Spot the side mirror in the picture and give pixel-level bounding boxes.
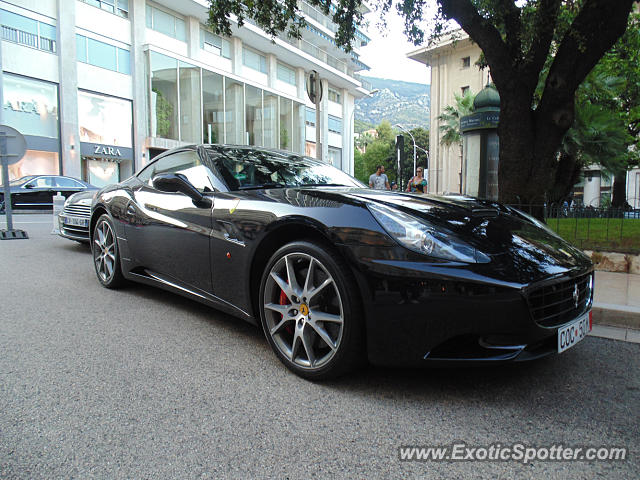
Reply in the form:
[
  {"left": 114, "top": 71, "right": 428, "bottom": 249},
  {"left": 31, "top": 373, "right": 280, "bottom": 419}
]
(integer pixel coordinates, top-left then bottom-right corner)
[
  {"left": 24, "top": 183, "right": 35, "bottom": 189},
  {"left": 152, "top": 173, "right": 212, "bottom": 208}
]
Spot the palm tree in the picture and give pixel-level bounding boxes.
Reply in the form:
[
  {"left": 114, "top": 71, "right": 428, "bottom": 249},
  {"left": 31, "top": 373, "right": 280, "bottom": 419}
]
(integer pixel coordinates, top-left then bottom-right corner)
[{"left": 437, "top": 90, "right": 475, "bottom": 147}]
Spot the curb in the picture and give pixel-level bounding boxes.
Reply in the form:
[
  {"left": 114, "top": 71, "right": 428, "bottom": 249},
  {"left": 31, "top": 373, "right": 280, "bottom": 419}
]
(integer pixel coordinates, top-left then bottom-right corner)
[{"left": 592, "top": 303, "right": 640, "bottom": 330}]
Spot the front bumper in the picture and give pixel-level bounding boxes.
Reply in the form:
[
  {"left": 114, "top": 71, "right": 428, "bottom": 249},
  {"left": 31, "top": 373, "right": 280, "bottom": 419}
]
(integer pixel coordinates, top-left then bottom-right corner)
[
  {"left": 58, "top": 214, "right": 90, "bottom": 243},
  {"left": 348, "top": 255, "right": 593, "bottom": 367}
]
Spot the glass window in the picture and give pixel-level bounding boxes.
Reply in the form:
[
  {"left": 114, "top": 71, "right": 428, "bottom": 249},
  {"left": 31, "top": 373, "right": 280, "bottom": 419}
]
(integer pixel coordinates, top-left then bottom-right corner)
[
  {"left": 305, "top": 107, "right": 315, "bottom": 127},
  {"left": 149, "top": 51, "right": 178, "bottom": 140},
  {"left": 277, "top": 63, "right": 296, "bottom": 85},
  {"left": 145, "top": 4, "right": 152, "bottom": 28},
  {"left": 221, "top": 39, "right": 231, "bottom": 59},
  {"left": 2, "top": 73, "right": 59, "bottom": 139},
  {"left": 245, "top": 85, "right": 262, "bottom": 146},
  {"left": 55, "top": 177, "right": 84, "bottom": 188},
  {"left": 6, "top": 151, "right": 59, "bottom": 182},
  {"left": 117, "top": 48, "right": 130, "bottom": 74},
  {"left": 0, "top": 9, "right": 37, "bottom": 35},
  {"left": 203, "top": 147, "right": 363, "bottom": 191},
  {"left": 117, "top": 0, "right": 129, "bottom": 17},
  {"left": 202, "top": 69, "right": 224, "bottom": 144},
  {"left": 84, "top": 159, "right": 119, "bottom": 187},
  {"left": 76, "top": 35, "right": 87, "bottom": 62},
  {"left": 29, "top": 176, "right": 56, "bottom": 188},
  {"left": 225, "top": 78, "right": 244, "bottom": 144},
  {"left": 87, "top": 37, "right": 117, "bottom": 71},
  {"left": 78, "top": 90, "right": 133, "bottom": 147},
  {"left": 100, "top": 0, "right": 115, "bottom": 13},
  {"left": 243, "top": 47, "right": 267, "bottom": 73},
  {"left": 153, "top": 8, "right": 175, "bottom": 38},
  {"left": 179, "top": 61, "right": 202, "bottom": 143},
  {"left": 328, "top": 147, "right": 342, "bottom": 170},
  {"left": 201, "top": 28, "right": 222, "bottom": 54},
  {"left": 328, "top": 88, "right": 341, "bottom": 104},
  {"left": 175, "top": 17, "right": 186, "bottom": 41},
  {"left": 293, "top": 103, "right": 304, "bottom": 154},
  {"left": 263, "top": 92, "right": 278, "bottom": 149},
  {"left": 279, "top": 97, "right": 293, "bottom": 151},
  {"left": 328, "top": 115, "right": 342, "bottom": 134},
  {"left": 38, "top": 22, "right": 56, "bottom": 41},
  {"left": 147, "top": 150, "right": 216, "bottom": 192}
]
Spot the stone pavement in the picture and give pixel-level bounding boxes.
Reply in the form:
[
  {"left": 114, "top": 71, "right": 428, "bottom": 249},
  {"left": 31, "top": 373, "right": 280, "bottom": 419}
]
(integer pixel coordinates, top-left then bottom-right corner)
[{"left": 592, "top": 271, "right": 640, "bottom": 344}]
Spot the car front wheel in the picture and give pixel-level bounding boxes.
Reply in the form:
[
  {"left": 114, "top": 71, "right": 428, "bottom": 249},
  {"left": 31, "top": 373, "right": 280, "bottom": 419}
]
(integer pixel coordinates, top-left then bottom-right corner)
[
  {"left": 259, "top": 241, "right": 364, "bottom": 380},
  {"left": 92, "top": 214, "right": 124, "bottom": 289}
]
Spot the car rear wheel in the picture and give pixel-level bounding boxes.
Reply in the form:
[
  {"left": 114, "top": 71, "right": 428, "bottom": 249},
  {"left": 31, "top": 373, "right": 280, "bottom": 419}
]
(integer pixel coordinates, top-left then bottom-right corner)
[
  {"left": 259, "top": 241, "right": 364, "bottom": 380},
  {"left": 92, "top": 214, "right": 124, "bottom": 289}
]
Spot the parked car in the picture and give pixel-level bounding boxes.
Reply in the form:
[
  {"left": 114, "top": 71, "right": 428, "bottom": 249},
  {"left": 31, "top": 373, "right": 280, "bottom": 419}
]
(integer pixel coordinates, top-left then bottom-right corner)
[
  {"left": 0, "top": 175, "right": 98, "bottom": 212},
  {"left": 58, "top": 190, "right": 96, "bottom": 243},
  {"left": 89, "top": 145, "right": 594, "bottom": 379}
]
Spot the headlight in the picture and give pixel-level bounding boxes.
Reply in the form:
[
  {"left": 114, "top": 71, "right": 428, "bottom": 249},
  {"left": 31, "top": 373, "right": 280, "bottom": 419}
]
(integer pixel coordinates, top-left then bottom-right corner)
[{"left": 368, "top": 203, "right": 490, "bottom": 263}]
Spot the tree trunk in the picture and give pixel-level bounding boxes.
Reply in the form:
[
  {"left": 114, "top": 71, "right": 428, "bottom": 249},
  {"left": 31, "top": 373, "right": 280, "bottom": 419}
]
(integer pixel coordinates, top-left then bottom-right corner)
[{"left": 611, "top": 170, "right": 628, "bottom": 208}]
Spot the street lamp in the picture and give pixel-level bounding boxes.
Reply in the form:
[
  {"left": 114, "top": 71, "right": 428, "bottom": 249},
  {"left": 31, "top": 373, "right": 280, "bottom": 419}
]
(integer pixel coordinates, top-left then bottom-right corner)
[{"left": 393, "top": 123, "right": 416, "bottom": 177}]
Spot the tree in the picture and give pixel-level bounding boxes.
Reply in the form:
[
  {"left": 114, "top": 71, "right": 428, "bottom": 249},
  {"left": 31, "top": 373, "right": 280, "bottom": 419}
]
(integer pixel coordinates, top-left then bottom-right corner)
[
  {"left": 437, "top": 90, "right": 475, "bottom": 148},
  {"left": 207, "top": 0, "right": 637, "bottom": 218}
]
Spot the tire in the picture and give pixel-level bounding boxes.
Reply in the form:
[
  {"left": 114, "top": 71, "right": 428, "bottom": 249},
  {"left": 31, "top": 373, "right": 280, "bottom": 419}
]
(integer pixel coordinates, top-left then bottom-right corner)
[
  {"left": 259, "top": 241, "right": 364, "bottom": 380},
  {"left": 92, "top": 214, "right": 125, "bottom": 289}
]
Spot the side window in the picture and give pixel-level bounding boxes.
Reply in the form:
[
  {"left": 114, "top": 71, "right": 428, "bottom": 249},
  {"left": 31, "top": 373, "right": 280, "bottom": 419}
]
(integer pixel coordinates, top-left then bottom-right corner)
[
  {"left": 148, "top": 150, "right": 217, "bottom": 192},
  {"left": 55, "top": 177, "right": 84, "bottom": 188},
  {"left": 28, "top": 177, "right": 55, "bottom": 188}
]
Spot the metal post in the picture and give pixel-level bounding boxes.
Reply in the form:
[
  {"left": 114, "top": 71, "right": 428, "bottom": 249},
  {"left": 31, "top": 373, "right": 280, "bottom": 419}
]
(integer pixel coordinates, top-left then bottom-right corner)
[{"left": 1, "top": 134, "right": 13, "bottom": 231}]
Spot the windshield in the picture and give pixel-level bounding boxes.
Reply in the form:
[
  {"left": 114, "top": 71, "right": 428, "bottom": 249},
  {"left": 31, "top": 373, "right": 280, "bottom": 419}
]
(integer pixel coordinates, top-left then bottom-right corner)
[{"left": 204, "top": 147, "right": 365, "bottom": 191}]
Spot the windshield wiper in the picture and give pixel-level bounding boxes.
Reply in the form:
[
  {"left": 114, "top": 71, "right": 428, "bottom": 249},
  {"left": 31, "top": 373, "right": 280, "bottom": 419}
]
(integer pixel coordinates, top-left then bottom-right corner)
[
  {"left": 300, "top": 183, "right": 349, "bottom": 187},
  {"left": 238, "top": 182, "right": 287, "bottom": 190}
]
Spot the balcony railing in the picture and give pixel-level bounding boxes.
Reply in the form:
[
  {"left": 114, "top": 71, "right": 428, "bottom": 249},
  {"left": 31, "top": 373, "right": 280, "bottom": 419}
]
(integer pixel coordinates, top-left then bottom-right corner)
[
  {"left": 298, "top": 1, "right": 338, "bottom": 33},
  {"left": 2, "top": 25, "right": 56, "bottom": 53}
]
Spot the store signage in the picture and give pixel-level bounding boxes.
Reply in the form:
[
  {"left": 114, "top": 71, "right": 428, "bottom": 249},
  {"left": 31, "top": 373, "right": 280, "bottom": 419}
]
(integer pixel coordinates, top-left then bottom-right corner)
[
  {"left": 94, "top": 144, "right": 122, "bottom": 156},
  {"left": 460, "top": 111, "right": 500, "bottom": 133},
  {"left": 80, "top": 142, "right": 133, "bottom": 161}
]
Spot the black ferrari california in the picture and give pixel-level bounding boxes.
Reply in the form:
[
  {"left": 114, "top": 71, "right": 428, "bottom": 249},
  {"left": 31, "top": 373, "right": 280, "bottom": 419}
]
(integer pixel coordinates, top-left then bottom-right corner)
[{"left": 90, "top": 145, "right": 593, "bottom": 379}]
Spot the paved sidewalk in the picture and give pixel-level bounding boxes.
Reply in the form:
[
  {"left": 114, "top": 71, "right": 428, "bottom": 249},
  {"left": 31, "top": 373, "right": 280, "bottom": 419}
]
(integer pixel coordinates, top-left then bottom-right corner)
[{"left": 592, "top": 271, "right": 640, "bottom": 343}]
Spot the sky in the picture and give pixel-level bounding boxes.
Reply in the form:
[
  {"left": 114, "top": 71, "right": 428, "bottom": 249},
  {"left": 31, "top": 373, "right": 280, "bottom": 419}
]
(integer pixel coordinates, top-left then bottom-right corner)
[{"left": 359, "top": 7, "right": 433, "bottom": 85}]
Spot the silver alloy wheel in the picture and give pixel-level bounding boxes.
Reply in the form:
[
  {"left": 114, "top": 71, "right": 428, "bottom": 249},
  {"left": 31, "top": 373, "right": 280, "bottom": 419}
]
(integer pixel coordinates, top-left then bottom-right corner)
[
  {"left": 263, "top": 253, "right": 344, "bottom": 369},
  {"left": 93, "top": 219, "right": 116, "bottom": 283}
]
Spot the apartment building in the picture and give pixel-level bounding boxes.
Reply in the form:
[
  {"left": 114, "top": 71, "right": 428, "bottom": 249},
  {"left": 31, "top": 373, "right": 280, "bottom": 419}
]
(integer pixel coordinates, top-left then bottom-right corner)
[{"left": 0, "top": 0, "right": 371, "bottom": 187}]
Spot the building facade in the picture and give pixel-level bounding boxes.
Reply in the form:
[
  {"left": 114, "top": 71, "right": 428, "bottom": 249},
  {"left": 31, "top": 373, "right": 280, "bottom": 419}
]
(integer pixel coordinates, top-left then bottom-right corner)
[
  {"left": 407, "top": 30, "right": 489, "bottom": 195},
  {"left": 0, "top": 0, "right": 371, "bottom": 187}
]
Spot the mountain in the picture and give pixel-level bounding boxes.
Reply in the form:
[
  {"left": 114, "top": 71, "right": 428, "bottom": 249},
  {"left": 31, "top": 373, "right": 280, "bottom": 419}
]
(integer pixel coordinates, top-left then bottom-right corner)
[{"left": 355, "top": 76, "right": 430, "bottom": 132}]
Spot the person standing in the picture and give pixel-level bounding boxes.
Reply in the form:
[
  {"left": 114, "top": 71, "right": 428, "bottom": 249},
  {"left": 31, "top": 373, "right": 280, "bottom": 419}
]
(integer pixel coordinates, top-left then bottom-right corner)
[
  {"left": 369, "top": 165, "right": 390, "bottom": 191},
  {"left": 406, "top": 167, "right": 427, "bottom": 193}
]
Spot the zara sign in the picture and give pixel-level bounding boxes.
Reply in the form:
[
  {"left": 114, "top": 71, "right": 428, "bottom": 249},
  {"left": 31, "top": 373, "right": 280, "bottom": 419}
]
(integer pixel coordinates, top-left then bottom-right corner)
[{"left": 80, "top": 142, "right": 133, "bottom": 161}]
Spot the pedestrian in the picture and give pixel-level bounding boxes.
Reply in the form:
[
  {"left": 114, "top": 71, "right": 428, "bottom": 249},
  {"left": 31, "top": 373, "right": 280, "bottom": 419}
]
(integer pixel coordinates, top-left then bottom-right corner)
[
  {"left": 390, "top": 181, "right": 398, "bottom": 191},
  {"left": 406, "top": 167, "right": 427, "bottom": 193},
  {"left": 369, "top": 165, "right": 390, "bottom": 190}
]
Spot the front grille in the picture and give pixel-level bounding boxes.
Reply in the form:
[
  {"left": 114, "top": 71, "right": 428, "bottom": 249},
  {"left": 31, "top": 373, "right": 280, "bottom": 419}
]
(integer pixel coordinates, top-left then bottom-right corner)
[
  {"left": 63, "top": 204, "right": 91, "bottom": 217},
  {"left": 527, "top": 273, "right": 593, "bottom": 328}
]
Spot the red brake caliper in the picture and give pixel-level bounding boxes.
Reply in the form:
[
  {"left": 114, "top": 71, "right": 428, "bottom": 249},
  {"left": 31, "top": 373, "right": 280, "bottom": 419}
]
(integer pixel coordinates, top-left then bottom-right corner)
[{"left": 279, "top": 289, "right": 294, "bottom": 334}]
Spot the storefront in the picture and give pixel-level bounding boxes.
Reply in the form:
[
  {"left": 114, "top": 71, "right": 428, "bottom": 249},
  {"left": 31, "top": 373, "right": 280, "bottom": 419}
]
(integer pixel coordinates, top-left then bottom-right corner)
[
  {"left": 2, "top": 73, "right": 60, "bottom": 181},
  {"left": 78, "top": 90, "right": 134, "bottom": 186}
]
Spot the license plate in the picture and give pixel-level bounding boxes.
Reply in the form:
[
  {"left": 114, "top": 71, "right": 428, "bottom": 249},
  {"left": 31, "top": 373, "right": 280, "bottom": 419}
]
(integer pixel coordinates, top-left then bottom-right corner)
[
  {"left": 558, "top": 312, "right": 591, "bottom": 353},
  {"left": 61, "top": 215, "right": 89, "bottom": 227}
]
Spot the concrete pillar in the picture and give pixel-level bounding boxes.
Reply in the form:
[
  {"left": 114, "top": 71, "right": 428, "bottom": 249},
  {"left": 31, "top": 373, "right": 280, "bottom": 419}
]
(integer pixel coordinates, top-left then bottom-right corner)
[
  {"left": 232, "top": 37, "right": 242, "bottom": 76},
  {"left": 583, "top": 170, "right": 602, "bottom": 207},
  {"left": 267, "top": 54, "right": 277, "bottom": 89},
  {"left": 320, "top": 78, "right": 329, "bottom": 162},
  {"left": 296, "top": 67, "right": 305, "bottom": 101},
  {"left": 187, "top": 16, "right": 199, "bottom": 59},
  {"left": 57, "top": 0, "right": 80, "bottom": 177},
  {"left": 342, "top": 88, "right": 352, "bottom": 175},
  {"left": 130, "top": 0, "right": 148, "bottom": 169}
]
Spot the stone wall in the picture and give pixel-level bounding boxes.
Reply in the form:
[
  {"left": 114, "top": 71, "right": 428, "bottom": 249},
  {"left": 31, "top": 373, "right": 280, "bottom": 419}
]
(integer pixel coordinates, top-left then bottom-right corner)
[{"left": 583, "top": 251, "right": 640, "bottom": 274}]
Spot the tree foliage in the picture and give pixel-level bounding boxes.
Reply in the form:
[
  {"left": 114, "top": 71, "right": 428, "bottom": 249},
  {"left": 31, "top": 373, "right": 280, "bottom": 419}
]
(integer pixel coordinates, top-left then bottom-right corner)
[
  {"left": 438, "top": 90, "right": 475, "bottom": 147},
  {"left": 207, "top": 0, "right": 637, "bottom": 216}
]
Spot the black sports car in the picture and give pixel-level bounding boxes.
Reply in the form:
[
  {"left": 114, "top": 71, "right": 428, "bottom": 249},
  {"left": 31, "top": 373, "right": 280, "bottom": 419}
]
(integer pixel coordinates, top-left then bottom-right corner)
[
  {"left": 1, "top": 175, "right": 97, "bottom": 212},
  {"left": 90, "top": 145, "right": 593, "bottom": 379}
]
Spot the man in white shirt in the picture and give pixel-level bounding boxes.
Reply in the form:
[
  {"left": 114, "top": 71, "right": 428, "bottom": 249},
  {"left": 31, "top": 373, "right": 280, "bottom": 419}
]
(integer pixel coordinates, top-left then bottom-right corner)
[{"left": 368, "top": 165, "right": 390, "bottom": 190}]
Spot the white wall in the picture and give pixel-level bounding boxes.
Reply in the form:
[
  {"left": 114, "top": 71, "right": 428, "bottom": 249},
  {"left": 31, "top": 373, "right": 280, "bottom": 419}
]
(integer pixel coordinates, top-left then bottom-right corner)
[
  {"left": 2, "top": 42, "right": 58, "bottom": 82},
  {"left": 77, "top": 63, "right": 133, "bottom": 99},
  {"left": 76, "top": 1, "right": 131, "bottom": 44}
]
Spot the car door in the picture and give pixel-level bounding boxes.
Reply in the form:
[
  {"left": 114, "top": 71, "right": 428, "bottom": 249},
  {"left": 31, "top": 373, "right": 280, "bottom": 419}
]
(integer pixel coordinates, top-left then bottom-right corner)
[
  {"left": 14, "top": 176, "right": 56, "bottom": 208},
  {"left": 126, "top": 149, "right": 216, "bottom": 293}
]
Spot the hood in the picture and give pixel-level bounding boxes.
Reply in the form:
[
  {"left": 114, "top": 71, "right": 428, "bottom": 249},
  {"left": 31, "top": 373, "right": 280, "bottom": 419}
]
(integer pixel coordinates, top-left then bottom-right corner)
[
  {"left": 66, "top": 189, "right": 97, "bottom": 205},
  {"left": 282, "top": 188, "right": 591, "bottom": 278}
]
